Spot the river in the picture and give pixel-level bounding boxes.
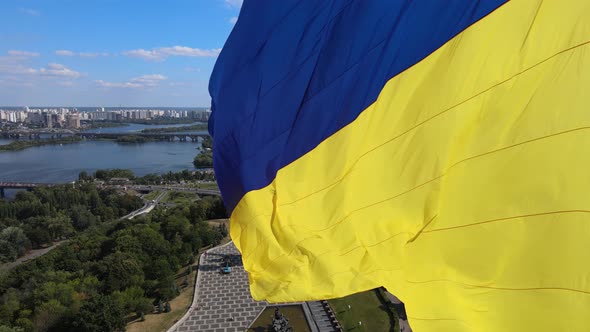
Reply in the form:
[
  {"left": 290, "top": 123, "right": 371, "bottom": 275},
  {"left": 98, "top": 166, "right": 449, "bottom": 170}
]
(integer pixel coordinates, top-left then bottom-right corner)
[
  {"left": 0, "top": 123, "right": 209, "bottom": 199},
  {"left": 83, "top": 122, "right": 205, "bottom": 134}
]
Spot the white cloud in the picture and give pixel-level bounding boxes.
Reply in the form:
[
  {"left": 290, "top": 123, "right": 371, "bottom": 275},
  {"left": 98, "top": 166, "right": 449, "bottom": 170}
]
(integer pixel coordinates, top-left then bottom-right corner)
[
  {"left": 0, "top": 76, "right": 35, "bottom": 87},
  {"left": 0, "top": 65, "right": 37, "bottom": 75},
  {"left": 0, "top": 54, "right": 38, "bottom": 75},
  {"left": 57, "top": 81, "right": 74, "bottom": 87},
  {"left": 229, "top": 16, "right": 238, "bottom": 24},
  {"left": 8, "top": 50, "right": 39, "bottom": 57},
  {"left": 19, "top": 8, "right": 40, "bottom": 16},
  {"left": 224, "top": 0, "right": 243, "bottom": 9},
  {"left": 123, "top": 49, "right": 162, "bottom": 61},
  {"left": 80, "top": 52, "right": 109, "bottom": 57},
  {"left": 123, "top": 46, "right": 221, "bottom": 61},
  {"left": 55, "top": 50, "right": 75, "bottom": 56},
  {"left": 39, "top": 63, "right": 81, "bottom": 78},
  {"left": 168, "top": 82, "right": 191, "bottom": 87},
  {"left": 1, "top": 56, "right": 80, "bottom": 90},
  {"left": 56, "top": 50, "right": 109, "bottom": 57},
  {"left": 96, "top": 74, "right": 167, "bottom": 89}
]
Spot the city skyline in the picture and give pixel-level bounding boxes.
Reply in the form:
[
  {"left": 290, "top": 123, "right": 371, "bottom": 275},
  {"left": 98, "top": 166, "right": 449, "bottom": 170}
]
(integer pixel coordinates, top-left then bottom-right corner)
[{"left": 0, "top": 0, "right": 243, "bottom": 107}]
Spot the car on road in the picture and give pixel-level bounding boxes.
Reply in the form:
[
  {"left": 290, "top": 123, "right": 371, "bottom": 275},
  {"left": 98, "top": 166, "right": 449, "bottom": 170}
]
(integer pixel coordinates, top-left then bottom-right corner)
[{"left": 221, "top": 255, "right": 232, "bottom": 274}]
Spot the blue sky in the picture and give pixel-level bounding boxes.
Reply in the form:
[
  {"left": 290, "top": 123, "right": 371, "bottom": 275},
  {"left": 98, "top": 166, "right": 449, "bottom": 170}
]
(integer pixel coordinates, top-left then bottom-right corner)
[{"left": 0, "top": 0, "right": 242, "bottom": 107}]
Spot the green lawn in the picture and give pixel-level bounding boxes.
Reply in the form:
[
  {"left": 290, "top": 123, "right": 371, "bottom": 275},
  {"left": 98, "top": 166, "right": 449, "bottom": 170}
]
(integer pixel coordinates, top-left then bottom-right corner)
[
  {"left": 143, "top": 190, "right": 161, "bottom": 201},
  {"left": 197, "top": 182, "right": 219, "bottom": 190},
  {"left": 161, "top": 191, "right": 196, "bottom": 205},
  {"left": 248, "top": 305, "right": 311, "bottom": 332},
  {"left": 329, "top": 289, "right": 398, "bottom": 332}
]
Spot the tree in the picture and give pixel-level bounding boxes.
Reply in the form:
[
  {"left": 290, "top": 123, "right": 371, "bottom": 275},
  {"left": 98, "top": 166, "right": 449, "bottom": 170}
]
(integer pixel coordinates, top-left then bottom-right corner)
[
  {"left": 33, "top": 300, "right": 67, "bottom": 332},
  {"left": 93, "top": 169, "right": 134, "bottom": 181},
  {"left": 201, "top": 136, "right": 213, "bottom": 150},
  {"left": 160, "top": 214, "right": 190, "bottom": 242},
  {"left": 0, "top": 289, "right": 21, "bottom": 323},
  {"left": 98, "top": 251, "right": 144, "bottom": 292},
  {"left": 69, "top": 205, "right": 98, "bottom": 231},
  {"left": 78, "top": 171, "right": 92, "bottom": 182},
  {"left": 157, "top": 300, "right": 163, "bottom": 313},
  {"left": 0, "top": 326, "right": 25, "bottom": 332},
  {"left": 0, "top": 240, "right": 17, "bottom": 263},
  {"left": 164, "top": 301, "right": 171, "bottom": 313},
  {"left": 193, "top": 151, "right": 213, "bottom": 168},
  {"left": 113, "top": 286, "right": 151, "bottom": 317},
  {"left": 45, "top": 214, "right": 74, "bottom": 240},
  {"left": 0, "top": 227, "right": 31, "bottom": 257},
  {"left": 188, "top": 203, "right": 206, "bottom": 223},
  {"left": 72, "top": 295, "right": 125, "bottom": 332}
]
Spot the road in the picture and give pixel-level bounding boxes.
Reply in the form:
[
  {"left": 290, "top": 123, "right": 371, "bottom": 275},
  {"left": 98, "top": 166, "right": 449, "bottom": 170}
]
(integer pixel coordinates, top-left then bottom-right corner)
[
  {"left": 128, "top": 184, "right": 220, "bottom": 197},
  {"left": 123, "top": 191, "right": 167, "bottom": 220},
  {"left": 0, "top": 240, "right": 68, "bottom": 272}
]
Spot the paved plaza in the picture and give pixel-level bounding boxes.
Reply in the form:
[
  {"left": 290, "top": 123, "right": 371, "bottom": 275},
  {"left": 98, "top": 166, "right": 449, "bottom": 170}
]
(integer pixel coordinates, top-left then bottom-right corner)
[{"left": 169, "top": 242, "right": 269, "bottom": 332}]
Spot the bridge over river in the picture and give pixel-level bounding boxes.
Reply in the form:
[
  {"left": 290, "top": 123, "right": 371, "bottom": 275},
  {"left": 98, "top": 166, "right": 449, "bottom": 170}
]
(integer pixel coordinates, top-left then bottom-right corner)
[
  {"left": 0, "top": 182, "right": 51, "bottom": 198},
  {"left": 76, "top": 132, "right": 209, "bottom": 142}
]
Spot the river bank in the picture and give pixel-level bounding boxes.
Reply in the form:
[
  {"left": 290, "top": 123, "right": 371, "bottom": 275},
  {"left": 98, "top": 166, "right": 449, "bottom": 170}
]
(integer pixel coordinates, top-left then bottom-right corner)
[
  {"left": 0, "top": 140, "right": 201, "bottom": 185},
  {"left": 0, "top": 137, "right": 82, "bottom": 152}
]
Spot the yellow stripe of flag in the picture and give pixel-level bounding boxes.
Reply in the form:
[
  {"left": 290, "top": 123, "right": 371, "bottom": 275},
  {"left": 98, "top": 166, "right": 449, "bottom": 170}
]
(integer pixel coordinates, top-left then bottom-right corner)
[{"left": 232, "top": 1, "right": 590, "bottom": 330}]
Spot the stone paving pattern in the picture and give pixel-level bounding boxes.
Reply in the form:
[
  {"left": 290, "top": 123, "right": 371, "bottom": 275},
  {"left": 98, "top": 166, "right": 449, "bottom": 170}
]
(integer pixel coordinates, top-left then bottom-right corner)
[{"left": 170, "top": 242, "right": 268, "bottom": 332}]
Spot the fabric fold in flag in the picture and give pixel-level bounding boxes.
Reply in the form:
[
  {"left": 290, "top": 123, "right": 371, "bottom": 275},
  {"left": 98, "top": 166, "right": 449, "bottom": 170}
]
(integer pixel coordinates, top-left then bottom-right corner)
[{"left": 209, "top": 0, "right": 590, "bottom": 331}]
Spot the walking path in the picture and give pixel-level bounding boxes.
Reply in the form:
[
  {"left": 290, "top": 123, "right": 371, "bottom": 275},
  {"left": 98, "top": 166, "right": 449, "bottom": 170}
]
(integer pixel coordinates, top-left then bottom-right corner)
[
  {"left": 169, "top": 242, "right": 341, "bottom": 332},
  {"left": 168, "top": 242, "right": 268, "bottom": 332},
  {"left": 384, "top": 291, "right": 413, "bottom": 332},
  {"left": 0, "top": 240, "right": 68, "bottom": 272}
]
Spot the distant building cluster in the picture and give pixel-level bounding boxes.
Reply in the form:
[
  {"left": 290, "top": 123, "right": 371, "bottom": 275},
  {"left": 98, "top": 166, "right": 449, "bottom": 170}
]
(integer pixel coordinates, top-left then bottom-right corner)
[
  {"left": 0, "top": 107, "right": 211, "bottom": 129},
  {"left": 0, "top": 107, "right": 81, "bottom": 129},
  {"left": 84, "top": 107, "right": 210, "bottom": 122}
]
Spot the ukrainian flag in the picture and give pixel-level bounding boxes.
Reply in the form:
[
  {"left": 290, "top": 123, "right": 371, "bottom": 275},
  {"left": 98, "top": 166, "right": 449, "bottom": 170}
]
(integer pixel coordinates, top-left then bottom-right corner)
[{"left": 208, "top": 1, "right": 590, "bottom": 330}]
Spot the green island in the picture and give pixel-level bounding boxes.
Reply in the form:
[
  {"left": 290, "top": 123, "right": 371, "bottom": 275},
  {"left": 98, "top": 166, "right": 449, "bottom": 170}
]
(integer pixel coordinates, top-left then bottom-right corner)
[
  {"left": 192, "top": 136, "right": 214, "bottom": 168},
  {"left": 0, "top": 169, "right": 227, "bottom": 332},
  {"left": 83, "top": 121, "right": 129, "bottom": 129},
  {"left": 125, "top": 118, "right": 195, "bottom": 125},
  {"left": 115, "top": 135, "right": 157, "bottom": 144},
  {"left": 193, "top": 150, "right": 213, "bottom": 168},
  {"left": 140, "top": 124, "right": 207, "bottom": 134},
  {"left": 0, "top": 137, "right": 83, "bottom": 152}
]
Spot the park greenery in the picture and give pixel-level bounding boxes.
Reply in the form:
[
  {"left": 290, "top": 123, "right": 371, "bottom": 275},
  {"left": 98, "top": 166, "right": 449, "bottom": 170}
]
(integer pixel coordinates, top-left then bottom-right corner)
[
  {"left": 0, "top": 183, "right": 228, "bottom": 331},
  {"left": 0, "top": 138, "right": 82, "bottom": 152},
  {"left": 201, "top": 136, "right": 212, "bottom": 150},
  {"left": 0, "top": 184, "right": 143, "bottom": 263},
  {"left": 193, "top": 137, "right": 214, "bottom": 168},
  {"left": 140, "top": 124, "right": 207, "bottom": 133}
]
